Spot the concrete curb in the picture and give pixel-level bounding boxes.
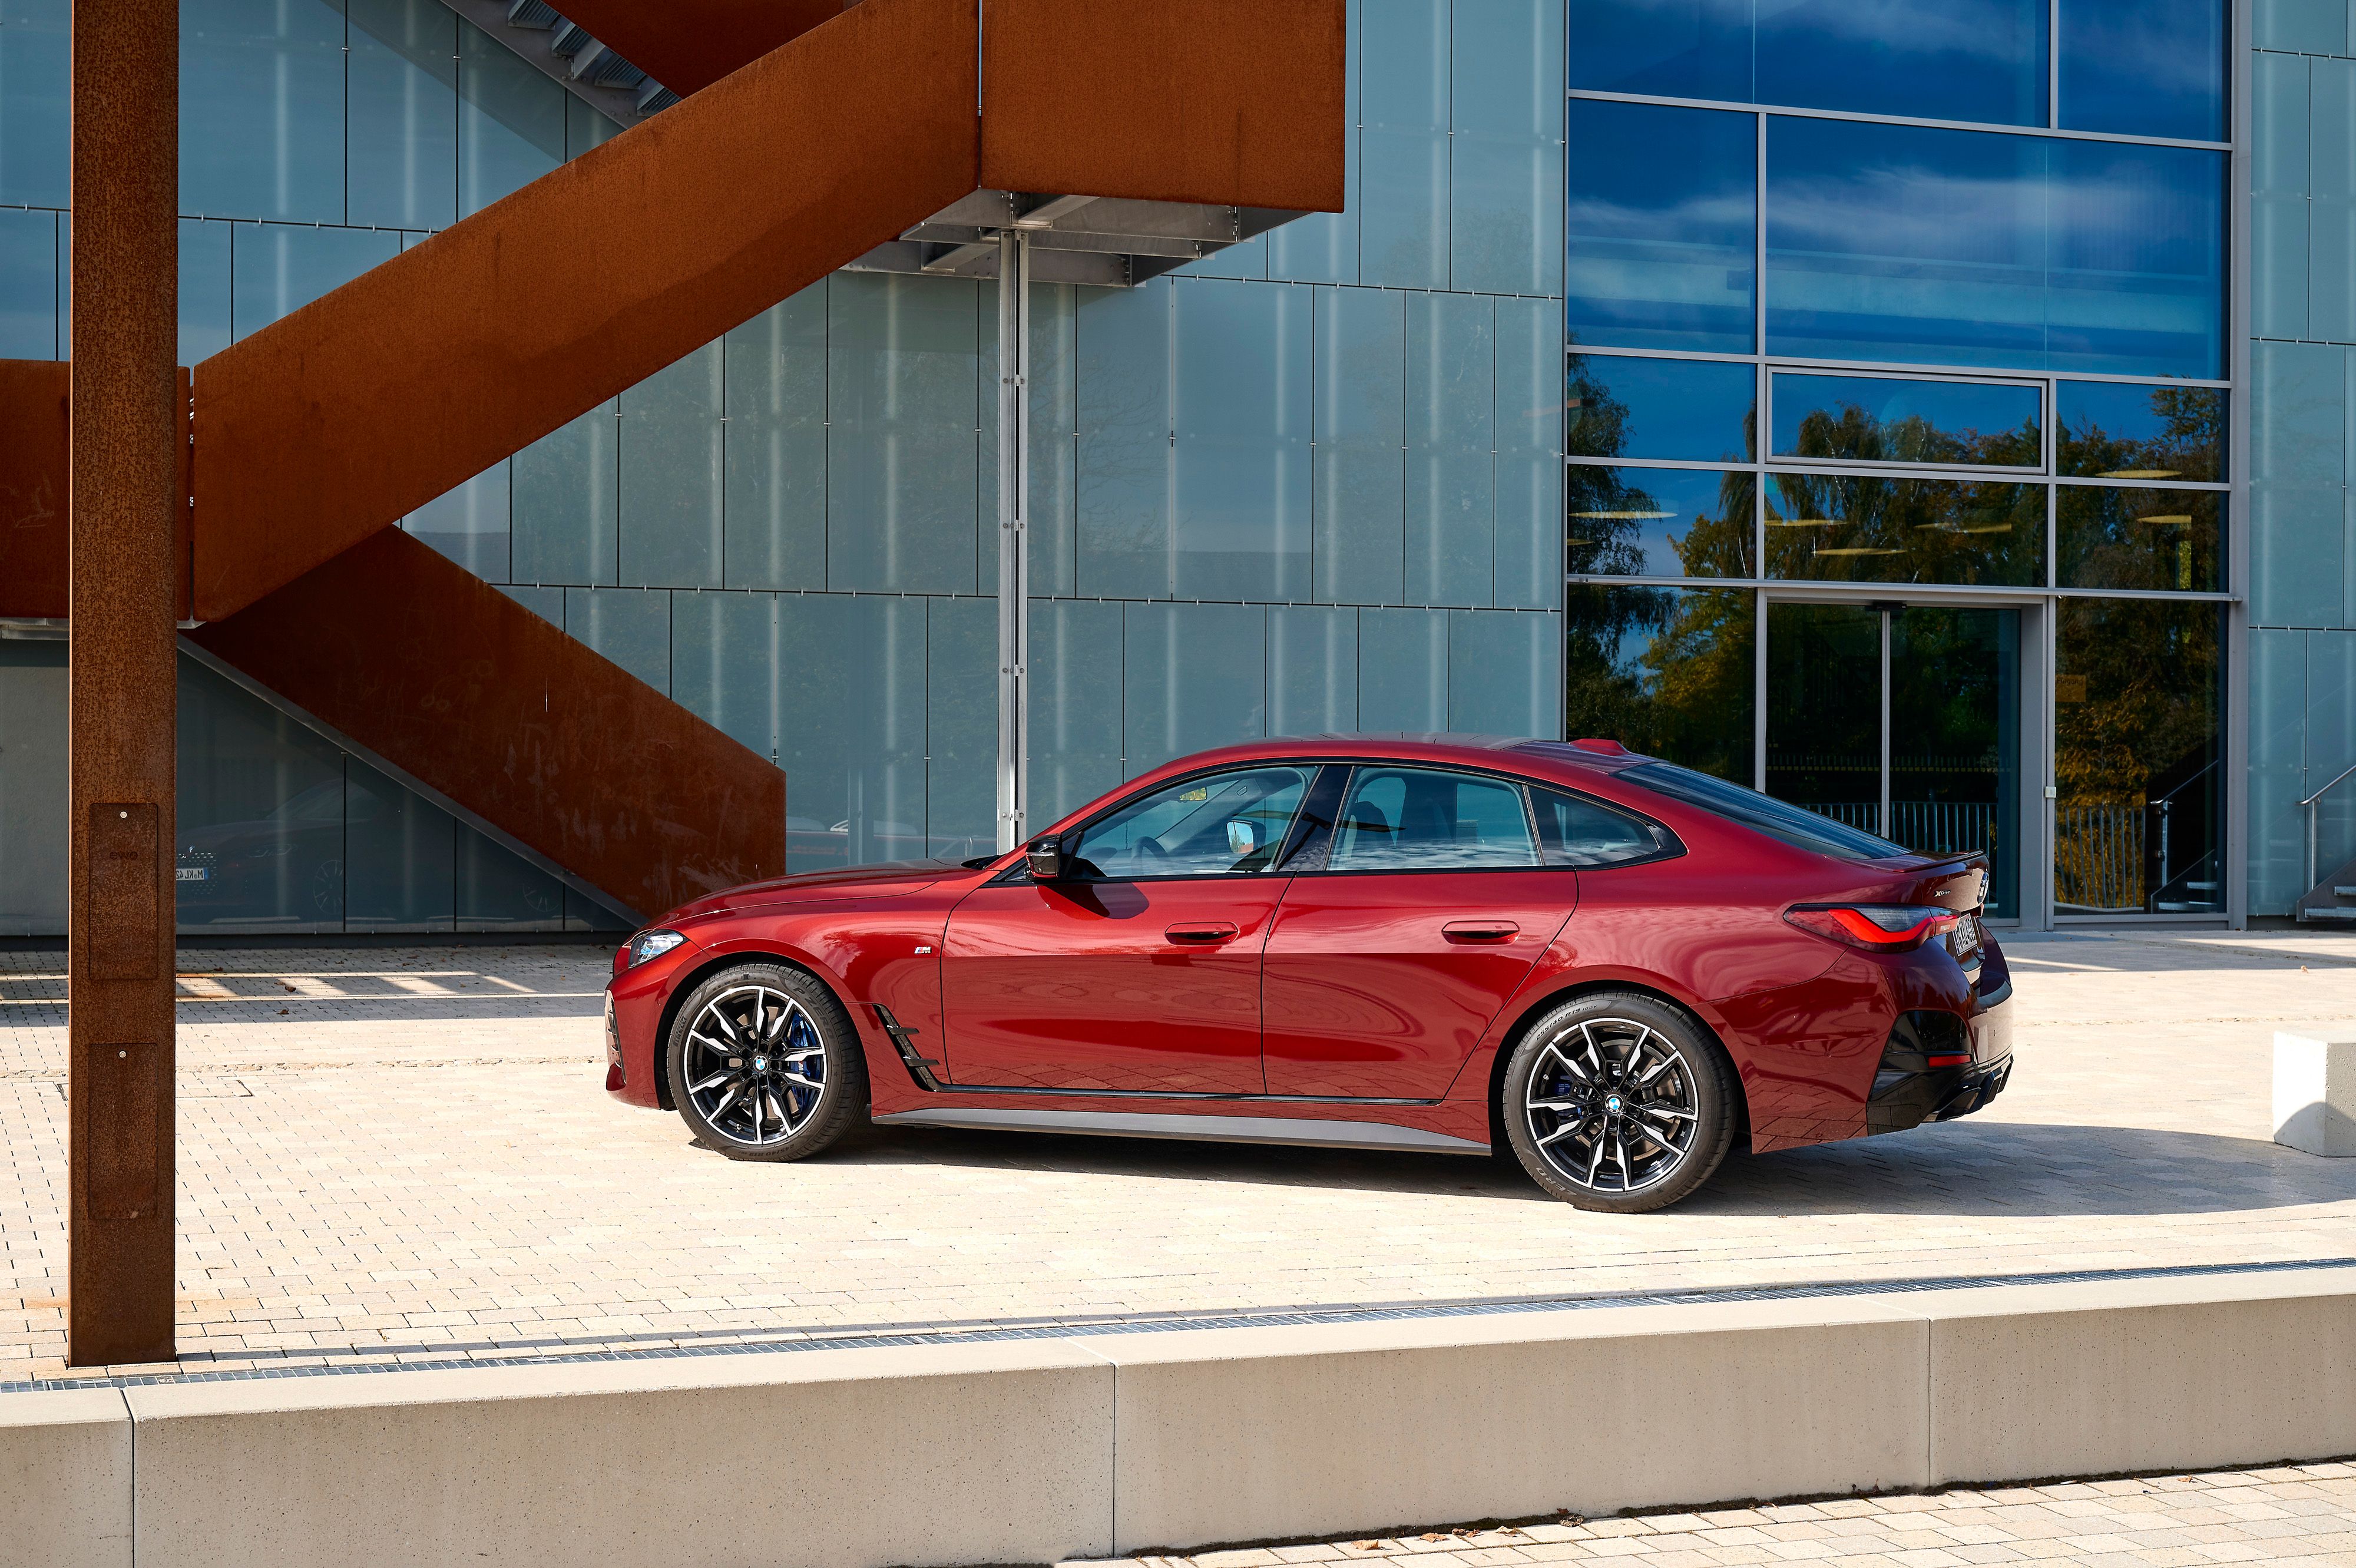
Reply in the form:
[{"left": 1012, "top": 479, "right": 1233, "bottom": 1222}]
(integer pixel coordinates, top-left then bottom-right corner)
[{"left": 6, "top": 1266, "right": 2352, "bottom": 1567}]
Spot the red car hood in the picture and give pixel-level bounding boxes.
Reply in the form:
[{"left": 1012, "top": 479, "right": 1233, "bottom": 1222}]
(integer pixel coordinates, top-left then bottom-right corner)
[{"left": 664, "top": 858, "right": 984, "bottom": 923}]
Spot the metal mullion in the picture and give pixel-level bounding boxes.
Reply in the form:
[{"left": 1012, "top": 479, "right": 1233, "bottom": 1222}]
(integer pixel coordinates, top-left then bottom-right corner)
[
  {"left": 1768, "top": 363, "right": 2048, "bottom": 391},
  {"left": 1753, "top": 587, "right": 1768, "bottom": 792},
  {"left": 1765, "top": 456, "right": 2049, "bottom": 481},
  {"left": 1564, "top": 343, "right": 1762, "bottom": 365},
  {"left": 1567, "top": 455, "right": 1741, "bottom": 473},
  {"left": 1566, "top": 87, "right": 2230, "bottom": 152},
  {"left": 2051, "top": 475, "right": 2232, "bottom": 492},
  {"left": 1766, "top": 350, "right": 2231, "bottom": 390},
  {"left": 1879, "top": 608, "right": 1893, "bottom": 841}
]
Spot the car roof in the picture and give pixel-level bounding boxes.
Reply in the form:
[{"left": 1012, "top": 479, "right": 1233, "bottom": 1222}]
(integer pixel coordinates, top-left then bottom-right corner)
[{"left": 1110, "top": 733, "right": 1643, "bottom": 795}]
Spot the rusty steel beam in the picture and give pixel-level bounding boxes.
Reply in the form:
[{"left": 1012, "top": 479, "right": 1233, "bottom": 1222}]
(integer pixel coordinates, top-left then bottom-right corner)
[
  {"left": 0, "top": 358, "right": 69, "bottom": 620},
  {"left": 188, "top": 529, "right": 787, "bottom": 920},
  {"left": 69, "top": 0, "right": 181, "bottom": 1368},
  {"left": 544, "top": 0, "right": 849, "bottom": 97},
  {"left": 189, "top": 0, "right": 980, "bottom": 625},
  {"left": 980, "top": 0, "right": 1347, "bottom": 214}
]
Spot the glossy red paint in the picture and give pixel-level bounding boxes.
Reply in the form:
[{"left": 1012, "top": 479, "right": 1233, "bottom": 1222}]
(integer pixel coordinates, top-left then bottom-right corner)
[{"left": 603, "top": 736, "right": 2013, "bottom": 1169}]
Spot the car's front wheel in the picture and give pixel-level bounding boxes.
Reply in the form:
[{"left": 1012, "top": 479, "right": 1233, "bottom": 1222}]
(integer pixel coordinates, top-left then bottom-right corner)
[
  {"left": 1501, "top": 993, "right": 1738, "bottom": 1212},
  {"left": 664, "top": 963, "right": 867, "bottom": 1162}
]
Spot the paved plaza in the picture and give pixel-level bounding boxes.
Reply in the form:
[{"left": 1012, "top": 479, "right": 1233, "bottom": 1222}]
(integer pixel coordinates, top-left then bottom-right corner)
[
  {"left": 4, "top": 928, "right": 2356, "bottom": 1385},
  {"left": 1077, "top": 1466, "right": 2356, "bottom": 1568}
]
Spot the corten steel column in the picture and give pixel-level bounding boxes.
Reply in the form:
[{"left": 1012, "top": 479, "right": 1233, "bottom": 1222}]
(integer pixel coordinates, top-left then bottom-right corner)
[
  {"left": 68, "top": 0, "right": 180, "bottom": 1366},
  {"left": 995, "top": 230, "right": 1033, "bottom": 854}
]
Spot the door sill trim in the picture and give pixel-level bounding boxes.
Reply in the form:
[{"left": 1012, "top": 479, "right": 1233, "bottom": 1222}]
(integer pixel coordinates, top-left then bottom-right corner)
[
  {"left": 921, "top": 1081, "right": 1441, "bottom": 1107},
  {"left": 871, "top": 1105, "right": 1487, "bottom": 1156}
]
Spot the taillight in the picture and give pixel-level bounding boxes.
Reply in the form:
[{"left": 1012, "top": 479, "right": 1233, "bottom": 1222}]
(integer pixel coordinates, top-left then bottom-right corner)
[{"left": 1785, "top": 904, "right": 1960, "bottom": 952}]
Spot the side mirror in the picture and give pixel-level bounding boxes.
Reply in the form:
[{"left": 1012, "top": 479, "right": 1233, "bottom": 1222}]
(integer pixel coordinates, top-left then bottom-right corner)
[{"left": 1024, "top": 834, "right": 1067, "bottom": 881}]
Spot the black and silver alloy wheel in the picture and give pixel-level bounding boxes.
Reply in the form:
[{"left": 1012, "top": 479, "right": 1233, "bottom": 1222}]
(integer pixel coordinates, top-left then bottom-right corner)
[
  {"left": 683, "top": 984, "right": 826, "bottom": 1147},
  {"left": 665, "top": 962, "right": 868, "bottom": 1162},
  {"left": 1502, "top": 993, "right": 1737, "bottom": 1212}
]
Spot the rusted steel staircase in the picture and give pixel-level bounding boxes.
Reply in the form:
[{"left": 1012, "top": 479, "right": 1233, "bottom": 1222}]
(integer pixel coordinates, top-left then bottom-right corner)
[{"left": 0, "top": 0, "right": 1344, "bottom": 919}]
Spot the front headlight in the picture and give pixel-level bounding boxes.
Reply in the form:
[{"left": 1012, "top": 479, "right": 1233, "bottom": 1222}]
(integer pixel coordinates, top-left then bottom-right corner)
[{"left": 623, "top": 928, "right": 688, "bottom": 969}]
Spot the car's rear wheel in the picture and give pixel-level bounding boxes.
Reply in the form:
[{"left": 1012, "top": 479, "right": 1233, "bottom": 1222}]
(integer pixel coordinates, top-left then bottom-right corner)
[
  {"left": 665, "top": 963, "right": 867, "bottom": 1162},
  {"left": 1501, "top": 993, "right": 1737, "bottom": 1213}
]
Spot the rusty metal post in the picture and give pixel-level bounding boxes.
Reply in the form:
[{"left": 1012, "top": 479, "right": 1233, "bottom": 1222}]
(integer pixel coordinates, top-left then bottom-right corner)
[{"left": 68, "top": 0, "right": 180, "bottom": 1367}]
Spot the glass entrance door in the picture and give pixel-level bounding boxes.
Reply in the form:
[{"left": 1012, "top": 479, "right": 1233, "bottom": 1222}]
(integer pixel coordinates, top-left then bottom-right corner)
[{"left": 1766, "top": 602, "right": 2021, "bottom": 917}]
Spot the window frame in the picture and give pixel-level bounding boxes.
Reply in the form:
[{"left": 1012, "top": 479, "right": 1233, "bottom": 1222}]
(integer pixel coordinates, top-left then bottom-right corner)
[{"left": 1000, "top": 761, "right": 1324, "bottom": 886}]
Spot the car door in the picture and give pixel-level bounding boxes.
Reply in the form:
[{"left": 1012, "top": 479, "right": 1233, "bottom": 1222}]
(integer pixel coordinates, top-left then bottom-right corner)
[
  {"left": 1260, "top": 764, "right": 1585, "bottom": 1100},
  {"left": 938, "top": 763, "right": 1314, "bottom": 1094}
]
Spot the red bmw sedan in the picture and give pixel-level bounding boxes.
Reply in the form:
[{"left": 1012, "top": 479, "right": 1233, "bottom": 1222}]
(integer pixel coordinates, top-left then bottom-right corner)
[{"left": 604, "top": 736, "right": 2012, "bottom": 1212}]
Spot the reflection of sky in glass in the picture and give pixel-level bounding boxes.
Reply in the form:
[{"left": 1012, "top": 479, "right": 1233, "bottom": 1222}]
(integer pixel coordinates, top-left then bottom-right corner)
[
  {"left": 2057, "top": 381, "right": 2223, "bottom": 481},
  {"left": 1569, "top": 465, "right": 1754, "bottom": 578},
  {"left": 1567, "top": 0, "right": 2047, "bottom": 127},
  {"left": 1766, "top": 118, "right": 2224, "bottom": 378},
  {"left": 1569, "top": 355, "right": 1756, "bottom": 461},
  {"left": 2060, "top": 0, "right": 2225, "bottom": 141},
  {"left": 1567, "top": 100, "right": 1756, "bottom": 354},
  {"left": 1771, "top": 373, "right": 2040, "bottom": 466}
]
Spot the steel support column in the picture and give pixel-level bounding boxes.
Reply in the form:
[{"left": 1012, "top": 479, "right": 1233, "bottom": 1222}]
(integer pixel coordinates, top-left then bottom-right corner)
[
  {"left": 995, "top": 230, "right": 1033, "bottom": 854},
  {"left": 67, "top": 0, "right": 180, "bottom": 1366}
]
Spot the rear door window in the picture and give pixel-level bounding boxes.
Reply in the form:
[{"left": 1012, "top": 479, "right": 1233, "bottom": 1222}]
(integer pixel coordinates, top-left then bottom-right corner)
[
  {"left": 1327, "top": 767, "right": 1539, "bottom": 871},
  {"left": 1529, "top": 785, "right": 1673, "bottom": 867}
]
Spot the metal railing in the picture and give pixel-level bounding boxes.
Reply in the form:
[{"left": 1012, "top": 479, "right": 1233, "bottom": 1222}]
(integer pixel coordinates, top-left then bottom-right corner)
[
  {"left": 2299, "top": 758, "right": 2356, "bottom": 914},
  {"left": 1798, "top": 800, "right": 1996, "bottom": 856}
]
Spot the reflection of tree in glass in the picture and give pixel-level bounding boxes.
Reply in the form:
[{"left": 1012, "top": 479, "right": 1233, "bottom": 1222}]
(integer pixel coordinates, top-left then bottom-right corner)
[
  {"left": 2056, "top": 487, "right": 2217, "bottom": 593},
  {"left": 2059, "top": 386, "right": 2222, "bottom": 482},
  {"left": 1786, "top": 399, "right": 2039, "bottom": 468},
  {"left": 1766, "top": 469, "right": 2041, "bottom": 585},
  {"left": 1566, "top": 355, "right": 1753, "bottom": 577},
  {"left": 1564, "top": 584, "right": 1754, "bottom": 782}
]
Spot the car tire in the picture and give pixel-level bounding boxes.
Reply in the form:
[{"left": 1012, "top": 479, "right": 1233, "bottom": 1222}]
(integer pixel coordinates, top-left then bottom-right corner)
[
  {"left": 665, "top": 962, "right": 868, "bottom": 1162},
  {"left": 1500, "top": 992, "right": 1738, "bottom": 1213}
]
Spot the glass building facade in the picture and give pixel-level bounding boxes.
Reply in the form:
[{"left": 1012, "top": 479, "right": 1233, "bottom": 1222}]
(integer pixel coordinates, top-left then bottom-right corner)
[{"left": 0, "top": 0, "right": 2324, "bottom": 932}]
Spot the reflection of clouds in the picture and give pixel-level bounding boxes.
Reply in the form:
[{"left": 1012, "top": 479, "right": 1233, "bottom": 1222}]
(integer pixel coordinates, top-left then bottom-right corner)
[
  {"left": 1756, "top": 0, "right": 2032, "bottom": 59},
  {"left": 1566, "top": 190, "right": 1755, "bottom": 246}
]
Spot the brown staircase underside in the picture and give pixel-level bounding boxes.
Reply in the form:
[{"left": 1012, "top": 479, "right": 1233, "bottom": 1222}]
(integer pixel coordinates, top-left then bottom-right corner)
[{"left": 0, "top": 0, "right": 1344, "bottom": 920}]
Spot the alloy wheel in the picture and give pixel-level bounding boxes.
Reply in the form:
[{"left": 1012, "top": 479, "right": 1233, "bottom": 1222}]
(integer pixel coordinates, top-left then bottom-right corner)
[
  {"left": 680, "top": 984, "right": 827, "bottom": 1147},
  {"left": 1521, "top": 1016, "right": 1700, "bottom": 1196}
]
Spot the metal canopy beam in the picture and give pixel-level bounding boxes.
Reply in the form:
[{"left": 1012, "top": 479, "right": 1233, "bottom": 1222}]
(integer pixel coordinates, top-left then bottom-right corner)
[{"left": 849, "top": 190, "right": 1310, "bottom": 290}]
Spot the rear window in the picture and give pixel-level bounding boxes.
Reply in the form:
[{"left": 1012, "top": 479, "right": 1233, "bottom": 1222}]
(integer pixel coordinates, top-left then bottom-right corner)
[{"left": 1620, "top": 762, "right": 1909, "bottom": 862}]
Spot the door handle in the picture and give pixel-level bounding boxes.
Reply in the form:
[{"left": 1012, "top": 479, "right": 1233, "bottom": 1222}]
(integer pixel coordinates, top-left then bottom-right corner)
[
  {"left": 1442, "top": 919, "right": 1518, "bottom": 942},
  {"left": 1164, "top": 921, "right": 1240, "bottom": 944}
]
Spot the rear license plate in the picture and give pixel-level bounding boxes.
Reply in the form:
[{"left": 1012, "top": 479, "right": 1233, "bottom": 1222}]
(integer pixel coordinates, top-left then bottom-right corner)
[{"left": 175, "top": 866, "right": 209, "bottom": 882}]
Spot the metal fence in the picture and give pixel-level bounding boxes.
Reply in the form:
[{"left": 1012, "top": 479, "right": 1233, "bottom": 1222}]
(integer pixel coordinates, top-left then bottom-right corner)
[
  {"left": 1797, "top": 800, "right": 1997, "bottom": 858},
  {"left": 2055, "top": 804, "right": 2145, "bottom": 912}
]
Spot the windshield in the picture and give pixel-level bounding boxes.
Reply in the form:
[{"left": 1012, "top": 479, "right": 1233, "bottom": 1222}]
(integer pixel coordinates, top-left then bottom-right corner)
[{"left": 1620, "top": 761, "right": 1911, "bottom": 862}]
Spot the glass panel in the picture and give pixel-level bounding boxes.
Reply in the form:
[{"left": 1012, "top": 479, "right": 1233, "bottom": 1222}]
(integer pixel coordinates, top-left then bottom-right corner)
[
  {"left": 924, "top": 596, "right": 996, "bottom": 860},
  {"left": 231, "top": 223, "right": 399, "bottom": 338},
  {"left": 176, "top": 656, "right": 348, "bottom": 931},
  {"left": 1068, "top": 765, "right": 1311, "bottom": 879},
  {"left": 1121, "top": 601, "right": 1266, "bottom": 778},
  {"left": 2059, "top": 0, "right": 2225, "bottom": 142},
  {"left": 1766, "top": 601, "right": 1881, "bottom": 834},
  {"left": 1756, "top": 0, "right": 2045, "bottom": 127},
  {"left": 1313, "top": 286, "right": 1405, "bottom": 606},
  {"left": 1329, "top": 766, "right": 1539, "bottom": 871},
  {"left": 2055, "top": 598, "right": 2223, "bottom": 914},
  {"left": 347, "top": 0, "right": 458, "bottom": 230},
  {"left": 565, "top": 95, "right": 623, "bottom": 158},
  {"left": 1402, "top": 292, "right": 1494, "bottom": 607},
  {"left": 1566, "top": 100, "right": 1756, "bottom": 355},
  {"left": 1567, "top": 0, "right": 1751, "bottom": 102},
  {"left": 512, "top": 399, "right": 617, "bottom": 586},
  {"left": 2047, "top": 139, "right": 2225, "bottom": 378},
  {"left": 0, "top": 0, "right": 68, "bottom": 208},
  {"left": 1567, "top": 465, "right": 1755, "bottom": 578},
  {"left": 179, "top": 217, "right": 233, "bottom": 363},
  {"left": 1889, "top": 607, "right": 2020, "bottom": 918},
  {"left": 455, "top": 823, "right": 564, "bottom": 931},
  {"left": 1530, "top": 785, "right": 1662, "bottom": 867},
  {"left": 618, "top": 343, "right": 723, "bottom": 588},
  {"left": 0, "top": 204, "right": 55, "bottom": 358},
  {"left": 458, "top": 16, "right": 564, "bottom": 217},
  {"left": 1448, "top": 608, "right": 1563, "bottom": 736},
  {"left": 562, "top": 587, "right": 670, "bottom": 692},
  {"left": 1771, "top": 373, "right": 2040, "bottom": 468},
  {"left": 181, "top": 0, "right": 346, "bottom": 223},
  {"left": 1569, "top": 354, "right": 1755, "bottom": 462},
  {"left": 1768, "top": 118, "right": 2225, "bottom": 379},
  {"left": 2057, "top": 485, "right": 2223, "bottom": 593},
  {"left": 1173, "top": 279, "right": 1312, "bottom": 601},
  {"left": 1630, "top": 757, "right": 1907, "bottom": 858},
  {"left": 1358, "top": 606, "right": 1448, "bottom": 730},
  {"left": 826, "top": 272, "right": 980, "bottom": 595},
  {"left": 1766, "top": 472, "right": 2045, "bottom": 584},
  {"left": 1564, "top": 583, "right": 1755, "bottom": 781},
  {"left": 1269, "top": 605, "right": 1358, "bottom": 737},
  {"left": 2057, "top": 382, "right": 2223, "bottom": 482},
  {"left": 1031, "top": 598, "right": 1125, "bottom": 825},
  {"left": 2255, "top": 0, "right": 2345, "bottom": 54},
  {"left": 343, "top": 757, "right": 454, "bottom": 931},
  {"left": 0, "top": 639, "right": 67, "bottom": 935},
  {"left": 777, "top": 593, "right": 927, "bottom": 870},
  {"left": 669, "top": 591, "right": 776, "bottom": 758},
  {"left": 1495, "top": 297, "right": 1566, "bottom": 610},
  {"left": 1449, "top": 0, "right": 1564, "bottom": 296},
  {"left": 1077, "top": 278, "right": 1174, "bottom": 598},
  {"left": 1359, "top": 0, "right": 1448, "bottom": 290}
]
